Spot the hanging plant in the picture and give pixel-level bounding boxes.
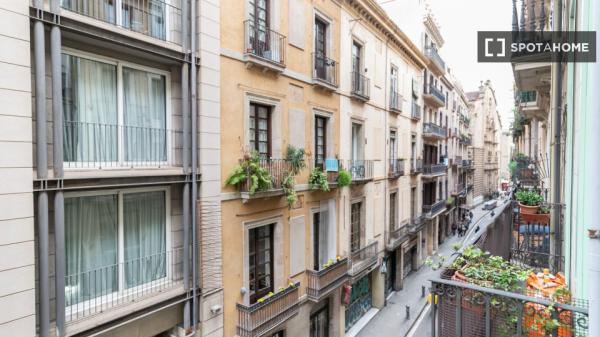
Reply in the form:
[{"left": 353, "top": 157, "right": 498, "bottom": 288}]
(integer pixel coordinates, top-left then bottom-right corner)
[
  {"left": 337, "top": 168, "right": 352, "bottom": 187},
  {"left": 225, "top": 151, "right": 272, "bottom": 195},
  {"left": 282, "top": 172, "right": 297, "bottom": 207},
  {"left": 286, "top": 145, "right": 306, "bottom": 175},
  {"left": 309, "top": 168, "right": 330, "bottom": 192}
]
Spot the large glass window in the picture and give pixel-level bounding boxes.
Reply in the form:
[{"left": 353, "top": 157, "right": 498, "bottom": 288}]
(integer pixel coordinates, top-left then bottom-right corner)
[
  {"left": 249, "top": 103, "right": 271, "bottom": 158},
  {"left": 62, "top": 53, "right": 168, "bottom": 167},
  {"left": 249, "top": 224, "right": 274, "bottom": 303},
  {"left": 65, "top": 189, "right": 167, "bottom": 307}
]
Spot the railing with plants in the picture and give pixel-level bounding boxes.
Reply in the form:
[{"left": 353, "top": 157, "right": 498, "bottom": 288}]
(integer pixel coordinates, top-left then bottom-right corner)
[
  {"left": 60, "top": 0, "right": 182, "bottom": 44},
  {"left": 244, "top": 19, "right": 286, "bottom": 66},
  {"left": 237, "top": 282, "right": 300, "bottom": 337},
  {"left": 349, "top": 241, "right": 378, "bottom": 276},
  {"left": 309, "top": 159, "right": 340, "bottom": 192},
  {"left": 306, "top": 257, "right": 348, "bottom": 301}
]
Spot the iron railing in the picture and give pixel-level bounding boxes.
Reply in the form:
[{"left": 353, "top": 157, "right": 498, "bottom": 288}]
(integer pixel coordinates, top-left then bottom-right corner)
[
  {"left": 63, "top": 121, "right": 181, "bottom": 169},
  {"left": 239, "top": 158, "right": 291, "bottom": 193},
  {"left": 423, "top": 163, "right": 447, "bottom": 175},
  {"left": 237, "top": 282, "right": 300, "bottom": 337},
  {"left": 411, "top": 159, "right": 423, "bottom": 174},
  {"left": 244, "top": 20, "right": 286, "bottom": 67},
  {"left": 60, "top": 0, "right": 182, "bottom": 44},
  {"left": 312, "top": 159, "right": 339, "bottom": 185},
  {"left": 454, "top": 183, "right": 465, "bottom": 195},
  {"left": 349, "top": 241, "right": 378, "bottom": 276},
  {"left": 411, "top": 101, "right": 422, "bottom": 120},
  {"left": 344, "top": 160, "right": 374, "bottom": 182},
  {"left": 312, "top": 53, "right": 338, "bottom": 87},
  {"left": 390, "top": 90, "right": 402, "bottom": 112},
  {"left": 430, "top": 278, "right": 588, "bottom": 337},
  {"left": 387, "top": 225, "right": 409, "bottom": 251},
  {"left": 462, "top": 159, "right": 473, "bottom": 169},
  {"left": 423, "top": 122, "right": 447, "bottom": 139},
  {"left": 425, "top": 84, "right": 446, "bottom": 105},
  {"left": 306, "top": 258, "right": 348, "bottom": 302},
  {"left": 425, "top": 47, "right": 446, "bottom": 72},
  {"left": 351, "top": 71, "right": 370, "bottom": 100},
  {"left": 409, "top": 215, "right": 424, "bottom": 233},
  {"left": 423, "top": 199, "right": 446, "bottom": 218},
  {"left": 388, "top": 159, "right": 405, "bottom": 178},
  {"left": 65, "top": 247, "right": 184, "bottom": 322}
]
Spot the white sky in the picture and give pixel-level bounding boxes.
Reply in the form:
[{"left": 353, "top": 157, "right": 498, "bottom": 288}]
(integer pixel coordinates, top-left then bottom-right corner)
[{"left": 428, "top": 0, "right": 515, "bottom": 129}]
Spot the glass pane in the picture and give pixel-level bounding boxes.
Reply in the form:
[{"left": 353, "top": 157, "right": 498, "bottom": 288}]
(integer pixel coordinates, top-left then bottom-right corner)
[
  {"left": 65, "top": 194, "right": 118, "bottom": 306},
  {"left": 123, "top": 68, "right": 167, "bottom": 162},
  {"left": 123, "top": 191, "right": 167, "bottom": 289},
  {"left": 62, "top": 54, "right": 118, "bottom": 164}
]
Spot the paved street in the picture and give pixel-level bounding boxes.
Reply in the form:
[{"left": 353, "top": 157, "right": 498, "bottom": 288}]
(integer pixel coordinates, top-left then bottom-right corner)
[{"left": 356, "top": 205, "right": 494, "bottom": 337}]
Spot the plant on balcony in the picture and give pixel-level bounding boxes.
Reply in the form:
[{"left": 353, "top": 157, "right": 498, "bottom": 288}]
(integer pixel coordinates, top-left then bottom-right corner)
[
  {"left": 281, "top": 145, "right": 307, "bottom": 207},
  {"left": 446, "top": 196, "right": 455, "bottom": 206},
  {"left": 309, "top": 168, "right": 330, "bottom": 192},
  {"left": 256, "top": 281, "right": 298, "bottom": 303},
  {"left": 337, "top": 168, "right": 352, "bottom": 187},
  {"left": 516, "top": 190, "right": 543, "bottom": 214},
  {"left": 225, "top": 151, "right": 272, "bottom": 195},
  {"left": 321, "top": 256, "right": 342, "bottom": 270}
]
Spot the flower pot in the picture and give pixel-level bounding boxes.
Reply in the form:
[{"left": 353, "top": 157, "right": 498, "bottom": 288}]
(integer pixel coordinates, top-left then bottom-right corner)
[
  {"left": 520, "top": 212, "right": 550, "bottom": 224},
  {"left": 519, "top": 203, "right": 539, "bottom": 215}
]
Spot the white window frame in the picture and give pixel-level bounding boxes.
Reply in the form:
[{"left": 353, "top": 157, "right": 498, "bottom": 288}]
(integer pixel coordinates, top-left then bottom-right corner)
[
  {"left": 62, "top": 48, "right": 172, "bottom": 169},
  {"left": 63, "top": 186, "right": 172, "bottom": 318}
]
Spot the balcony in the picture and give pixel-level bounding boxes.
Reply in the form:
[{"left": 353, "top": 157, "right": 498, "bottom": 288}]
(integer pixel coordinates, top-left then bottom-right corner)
[
  {"left": 518, "top": 90, "right": 548, "bottom": 120},
  {"left": 243, "top": 20, "right": 286, "bottom": 72},
  {"left": 422, "top": 122, "right": 447, "bottom": 140},
  {"left": 237, "top": 282, "right": 300, "bottom": 337},
  {"left": 387, "top": 225, "right": 409, "bottom": 251},
  {"left": 63, "top": 121, "right": 181, "bottom": 170},
  {"left": 452, "top": 183, "right": 466, "bottom": 196},
  {"left": 425, "top": 46, "right": 446, "bottom": 75},
  {"left": 59, "top": 0, "right": 182, "bottom": 45},
  {"left": 454, "top": 155, "right": 462, "bottom": 167},
  {"left": 389, "top": 90, "right": 402, "bottom": 113},
  {"left": 388, "top": 159, "right": 405, "bottom": 179},
  {"left": 410, "top": 159, "right": 423, "bottom": 175},
  {"left": 306, "top": 258, "right": 348, "bottom": 302},
  {"left": 312, "top": 159, "right": 340, "bottom": 187},
  {"left": 462, "top": 159, "right": 473, "bottom": 170},
  {"left": 459, "top": 134, "right": 472, "bottom": 145},
  {"left": 411, "top": 101, "right": 422, "bottom": 120},
  {"left": 422, "top": 199, "right": 446, "bottom": 218},
  {"left": 423, "top": 84, "right": 445, "bottom": 107},
  {"left": 350, "top": 71, "right": 370, "bottom": 101},
  {"left": 239, "top": 158, "right": 292, "bottom": 200},
  {"left": 348, "top": 241, "right": 378, "bottom": 278},
  {"left": 312, "top": 53, "right": 338, "bottom": 90},
  {"left": 422, "top": 163, "right": 447, "bottom": 178},
  {"left": 409, "top": 215, "right": 424, "bottom": 233},
  {"left": 344, "top": 160, "right": 374, "bottom": 183}
]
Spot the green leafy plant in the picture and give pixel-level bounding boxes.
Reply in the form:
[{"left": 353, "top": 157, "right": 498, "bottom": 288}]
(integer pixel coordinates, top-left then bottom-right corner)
[
  {"left": 286, "top": 145, "right": 306, "bottom": 175},
  {"left": 309, "top": 168, "right": 330, "bottom": 192},
  {"left": 516, "top": 190, "right": 544, "bottom": 206},
  {"left": 225, "top": 151, "right": 272, "bottom": 195},
  {"left": 538, "top": 205, "right": 551, "bottom": 214},
  {"left": 337, "top": 168, "right": 352, "bottom": 187},
  {"left": 446, "top": 196, "right": 455, "bottom": 206},
  {"left": 282, "top": 172, "right": 297, "bottom": 207}
]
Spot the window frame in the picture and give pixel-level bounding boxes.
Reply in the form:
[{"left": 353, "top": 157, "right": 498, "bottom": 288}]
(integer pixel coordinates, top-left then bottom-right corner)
[
  {"left": 310, "top": 303, "right": 330, "bottom": 337},
  {"left": 314, "top": 115, "right": 328, "bottom": 169},
  {"left": 249, "top": 102, "right": 272, "bottom": 158},
  {"left": 63, "top": 186, "right": 172, "bottom": 318},
  {"left": 248, "top": 223, "right": 275, "bottom": 303},
  {"left": 61, "top": 48, "right": 172, "bottom": 168},
  {"left": 350, "top": 201, "right": 362, "bottom": 253},
  {"left": 389, "top": 191, "right": 397, "bottom": 232}
]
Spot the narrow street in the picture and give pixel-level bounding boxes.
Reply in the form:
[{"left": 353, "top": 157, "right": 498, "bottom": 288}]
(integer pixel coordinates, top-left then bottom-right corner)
[{"left": 357, "top": 204, "right": 498, "bottom": 337}]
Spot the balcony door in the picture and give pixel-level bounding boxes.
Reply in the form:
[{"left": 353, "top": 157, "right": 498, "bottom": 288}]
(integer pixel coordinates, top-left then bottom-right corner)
[
  {"left": 315, "top": 18, "right": 328, "bottom": 80},
  {"left": 249, "top": 0, "right": 270, "bottom": 56},
  {"left": 350, "top": 202, "right": 362, "bottom": 253},
  {"left": 389, "top": 130, "right": 397, "bottom": 163},
  {"left": 249, "top": 224, "right": 274, "bottom": 303},
  {"left": 315, "top": 116, "right": 327, "bottom": 169},
  {"left": 389, "top": 192, "right": 397, "bottom": 232},
  {"left": 351, "top": 41, "right": 362, "bottom": 91},
  {"left": 249, "top": 103, "right": 271, "bottom": 158},
  {"left": 310, "top": 305, "right": 330, "bottom": 337}
]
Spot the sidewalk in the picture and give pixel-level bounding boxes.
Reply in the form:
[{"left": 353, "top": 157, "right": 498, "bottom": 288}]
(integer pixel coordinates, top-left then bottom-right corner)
[{"left": 356, "top": 206, "right": 491, "bottom": 337}]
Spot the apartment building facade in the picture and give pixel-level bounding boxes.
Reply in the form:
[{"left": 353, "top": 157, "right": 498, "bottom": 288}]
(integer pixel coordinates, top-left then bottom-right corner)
[{"left": 2, "top": 1, "right": 224, "bottom": 337}]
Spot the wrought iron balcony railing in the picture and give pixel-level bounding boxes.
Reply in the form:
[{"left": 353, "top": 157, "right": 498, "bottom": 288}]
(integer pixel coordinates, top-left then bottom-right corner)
[
  {"left": 351, "top": 71, "right": 370, "bottom": 100},
  {"left": 423, "top": 163, "right": 447, "bottom": 176},
  {"left": 244, "top": 20, "right": 286, "bottom": 67},
  {"left": 390, "top": 90, "right": 402, "bottom": 112},
  {"left": 423, "top": 122, "right": 447, "bottom": 139},
  {"left": 239, "top": 158, "right": 291, "bottom": 193},
  {"left": 411, "top": 159, "right": 423, "bottom": 174},
  {"left": 348, "top": 241, "right": 378, "bottom": 276},
  {"left": 425, "top": 47, "right": 446, "bottom": 73},
  {"left": 387, "top": 225, "right": 409, "bottom": 251},
  {"left": 312, "top": 53, "right": 338, "bottom": 87},
  {"left": 462, "top": 159, "right": 473, "bottom": 169},
  {"left": 388, "top": 159, "right": 405, "bottom": 178},
  {"left": 344, "top": 160, "right": 374, "bottom": 182},
  {"left": 306, "top": 258, "right": 348, "bottom": 302},
  {"left": 312, "top": 159, "right": 339, "bottom": 185},
  {"left": 60, "top": 0, "right": 182, "bottom": 44},
  {"left": 423, "top": 199, "right": 446, "bottom": 218},
  {"left": 237, "top": 282, "right": 300, "bottom": 337},
  {"left": 63, "top": 121, "right": 182, "bottom": 169},
  {"left": 411, "top": 101, "right": 422, "bottom": 120},
  {"left": 427, "top": 84, "right": 446, "bottom": 104}
]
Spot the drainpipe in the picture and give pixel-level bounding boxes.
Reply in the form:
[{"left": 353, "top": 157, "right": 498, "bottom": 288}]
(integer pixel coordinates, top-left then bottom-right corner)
[
  {"left": 550, "top": 0, "right": 563, "bottom": 272},
  {"left": 33, "top": 2, "right": 49, "bottom": 336},
  {"left": 190, "top": 0, "right": 199, "bottom": 329},
  {"left": 587, "top": 1, "right": 600, "bottom": 335},
  {"left": 49, "top": 0, "right": 65, "bottom": 335},
  {"left": 383, "top": 40, "right": 389, "bottom": 303},
  {"left": 181, "top": 0, "right": 191, "bottom": 330}
]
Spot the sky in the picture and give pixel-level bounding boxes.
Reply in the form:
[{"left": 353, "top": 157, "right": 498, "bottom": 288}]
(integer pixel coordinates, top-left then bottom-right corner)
[{"left": 427, "top": 0, "right": 515, "bottom": 129}]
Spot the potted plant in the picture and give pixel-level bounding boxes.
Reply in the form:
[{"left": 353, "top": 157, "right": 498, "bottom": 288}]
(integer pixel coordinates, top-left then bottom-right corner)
[
  {"left": 225, "top": 151, "right": 272, "bottom": 195},
  {"left": 309, "top": 167, "right": 330, "bottom": 192},
  {"left": 515, "top": 190, "right": 543, "bottom": 214},
  {"left": 337, "top": 168, "right": 352, "bottom": 187}
]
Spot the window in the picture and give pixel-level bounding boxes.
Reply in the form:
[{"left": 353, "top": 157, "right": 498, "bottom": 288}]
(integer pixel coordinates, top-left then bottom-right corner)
[
  {"left": 411, "top": 187, "right": 416, "bottom": 219},
  {"left": 313, "top": 212, "right": 321, "bottom": 271},
  {"left": 249, "top": 224, "right": 274, "bottom": 303},
  {"left": 310, "top": 305, "right": 330, "bottom": 337},
  {"left": 389, "top": 130, "right": 397, "bottom": 161},
  {"left": 249, "top": 103, "right": 271, "bottom": 158},
  {"left": 64, "top": 189, "right": 168, "bottom": 307},
  {"left": 389, "top": 192, "right": 397, "bottom": 232},
  {"left": 351, "top": 123, "right": 362, "bottom": 161},
  {"left": 315, "top": 116, "right": 327, "bottom": 168},
  {"left": 314, "top": 17, "right": 328, "bottom": 80},
  {"left": 350, "top": 202, "right": 362, "bottom": 252},
  {"left": 62, "top": 53, "right": 168, "bottom": 167},
  {"left": 271, "top": 331, "right": 285, "bottom": 337},
  {"left": 351, "top": 41, "right": 362, "bottom": 74}
]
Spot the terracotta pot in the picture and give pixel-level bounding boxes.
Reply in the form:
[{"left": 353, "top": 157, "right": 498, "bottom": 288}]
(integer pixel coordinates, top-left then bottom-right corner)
[
  {"left": 520, "top": 212, "right": 550, "bottom": 224},
  {"left": 519, "top": 203, "right": 539, "bottom": 215}
]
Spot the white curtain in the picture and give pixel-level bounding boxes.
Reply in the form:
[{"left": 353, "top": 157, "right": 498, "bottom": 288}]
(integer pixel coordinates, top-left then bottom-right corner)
[
  {"left": 123, "top": 67, "right": 167, "bottom": 163},
  {"left": 65, "top": 194, "right": 118, "bottom": 306},
  {"left": 123, "top": 191, "right": 167, "bottom": 288},
  {"left": 62, "top": 54, "right": 118, "bottom": 164}
]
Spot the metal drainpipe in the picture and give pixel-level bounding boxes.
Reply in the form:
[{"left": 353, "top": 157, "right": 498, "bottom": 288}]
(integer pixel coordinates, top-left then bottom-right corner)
[
  {"left": 551, "top": 0, "right": 563, "bottom": 272},
  {"left": 190, "top": 0, "right": 199, "bottom": 329},
  {"left": 383, "top": 40, "right": 389, "bottom": 303},
  {"left": 49, "top": 0, "right": 65, "bottom": 335},
  {"left": 181, "top": 0, "right": 191, "bottom": 330},
  {"left": 33, "top": 2, "right": 49, "bottom": 335}
]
